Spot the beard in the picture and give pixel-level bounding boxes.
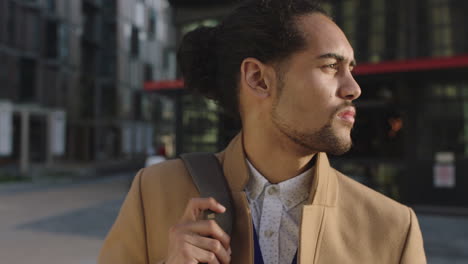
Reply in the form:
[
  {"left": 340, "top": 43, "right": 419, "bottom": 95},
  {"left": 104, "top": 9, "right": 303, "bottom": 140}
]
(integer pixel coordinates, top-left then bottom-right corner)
[
  {"left": 271, "top": 105, "right": 353, "bottom": 156},
  {"left": 271, "top": 68, "right": 354, "bottom": 155}
]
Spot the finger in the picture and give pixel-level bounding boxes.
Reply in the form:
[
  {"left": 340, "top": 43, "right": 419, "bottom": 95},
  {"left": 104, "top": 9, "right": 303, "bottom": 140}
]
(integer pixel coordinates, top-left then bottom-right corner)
[
  {"left": 181, "top": 220, "right": 231, "bottom": 250},
  {"left": 182, "top": 197, "right": 226, "bottom": 221},
  {"left": 186, "top": 235, "right": 231, "bottom": 264},
  {"left": 188, "top": 244, "right": 221, "bottom": 264}
]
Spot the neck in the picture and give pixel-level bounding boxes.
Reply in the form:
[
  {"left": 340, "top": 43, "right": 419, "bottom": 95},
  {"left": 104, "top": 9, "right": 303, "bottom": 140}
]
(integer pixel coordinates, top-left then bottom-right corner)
[{"left": 242, "top": 127, "right": 316, "bottom": 184}]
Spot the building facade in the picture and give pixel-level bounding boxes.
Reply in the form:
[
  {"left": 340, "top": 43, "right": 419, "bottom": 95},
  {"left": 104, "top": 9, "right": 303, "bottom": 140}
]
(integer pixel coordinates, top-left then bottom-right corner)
[
  {"left": 146, "top": 0, "right": 468, "bottom": 208},
  {"left": 330, "top": 0, "right": 468, "bottom": 208},
  {"left": 0, "top": 0, "right": 176, "bottom": 174}
]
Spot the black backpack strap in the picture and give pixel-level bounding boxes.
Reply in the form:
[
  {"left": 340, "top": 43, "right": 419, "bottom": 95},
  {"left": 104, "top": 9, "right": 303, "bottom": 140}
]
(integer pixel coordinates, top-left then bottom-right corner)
[{"left": 180, "top": 152, "right": 234, "bottom": 236}]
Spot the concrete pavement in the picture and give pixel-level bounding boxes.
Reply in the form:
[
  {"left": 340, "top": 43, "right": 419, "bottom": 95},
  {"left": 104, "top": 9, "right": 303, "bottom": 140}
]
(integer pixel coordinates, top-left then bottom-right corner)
[
  {"left": 419, "top": 214, "right": 468, "bottom": 263},
  {"left": 0, "top": 173, "right": 467, "bottom": 264},
  {"left": 0, "top": 173, "right": 132, "bottom": 264}
]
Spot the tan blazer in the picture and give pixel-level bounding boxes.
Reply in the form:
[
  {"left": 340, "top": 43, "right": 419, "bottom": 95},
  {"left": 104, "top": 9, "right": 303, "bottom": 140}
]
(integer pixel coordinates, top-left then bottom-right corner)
[{"left": 99, "top": 133, "right": 426, "bottom": 263}]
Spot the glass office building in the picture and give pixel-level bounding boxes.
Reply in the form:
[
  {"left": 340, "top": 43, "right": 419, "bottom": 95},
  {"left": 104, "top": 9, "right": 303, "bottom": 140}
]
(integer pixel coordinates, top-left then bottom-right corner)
[
  {"left": 146, "top": 0, "right": 468, "bottom": 207},
  {"left": 0, "top": 0, "right": 176, "bottom": 174}
]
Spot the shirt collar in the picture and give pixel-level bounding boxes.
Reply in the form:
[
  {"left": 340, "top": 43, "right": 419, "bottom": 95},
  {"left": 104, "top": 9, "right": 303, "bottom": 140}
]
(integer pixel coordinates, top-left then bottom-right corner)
[
  {"left": 245, "top": 159, "right": 269, "bottom": 201},
  {"left": 245, "top": 159, "right": 314, "bottom": 210}
]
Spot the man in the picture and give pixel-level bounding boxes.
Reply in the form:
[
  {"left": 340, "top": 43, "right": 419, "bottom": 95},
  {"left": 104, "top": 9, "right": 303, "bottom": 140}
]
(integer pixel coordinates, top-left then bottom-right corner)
[{"left": 99, "top": 0, "right": 426, "bottom": 263}]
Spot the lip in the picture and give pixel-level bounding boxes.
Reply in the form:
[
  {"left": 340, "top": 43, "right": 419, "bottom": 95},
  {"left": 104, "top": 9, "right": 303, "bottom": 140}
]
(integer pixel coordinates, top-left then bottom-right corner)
[{"left": 337, "top": 107, "right": 356, "bottom": 124}]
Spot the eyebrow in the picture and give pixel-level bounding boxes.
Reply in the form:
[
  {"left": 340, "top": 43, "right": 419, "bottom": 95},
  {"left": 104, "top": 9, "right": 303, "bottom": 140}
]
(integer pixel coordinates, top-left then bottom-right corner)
[{"left": 317, "top": 53, "right": 357, "bottom": 67}]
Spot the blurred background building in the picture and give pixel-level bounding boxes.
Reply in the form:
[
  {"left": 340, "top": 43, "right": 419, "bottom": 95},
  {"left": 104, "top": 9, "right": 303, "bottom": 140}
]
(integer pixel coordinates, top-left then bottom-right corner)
[
  {"left": 145, "top": 0, "right": 468, "bottom": 209},
  {"left": 0, "top": 0, "right": 176, "bottom": 175},
  {"left": 0, "top": 1, "right": 467, "bottom": 262},
  {"left": 0, "top": 0, "right": 467, "bottom": 209}
]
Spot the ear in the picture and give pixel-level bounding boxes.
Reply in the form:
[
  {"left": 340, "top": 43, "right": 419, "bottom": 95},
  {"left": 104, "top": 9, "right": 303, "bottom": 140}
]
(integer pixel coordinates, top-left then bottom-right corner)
[{"left": 240, "top": 58, "right": 272, "bottom": 99}]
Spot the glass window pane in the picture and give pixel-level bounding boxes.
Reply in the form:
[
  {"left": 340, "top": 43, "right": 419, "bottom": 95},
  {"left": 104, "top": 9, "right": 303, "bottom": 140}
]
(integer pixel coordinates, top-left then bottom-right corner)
[
  {"left": 371, "top": 15, "right": 385, "bottom": 33},
  {"left": 440, "top": 6, "right": 450, "bottom": 25},
  {"left": 441, "top": 27, "right": 452, "bottom": 44},
  {"left": 372, "top": 0, "right": 385, "bottom": 12},
  {"left": 343, "top": 0, "right": 356, "bottom": 17},
  {"left": 431, "top": 7, "right": 441, "bottom": 25}
]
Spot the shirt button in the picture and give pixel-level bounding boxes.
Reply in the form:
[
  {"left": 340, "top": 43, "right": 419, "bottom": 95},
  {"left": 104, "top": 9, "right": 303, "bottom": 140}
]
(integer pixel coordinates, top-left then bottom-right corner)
[
  {"left": 267, "top": 186, "right": 278, "bottom": 195},
  {"left": 264, "top": 230, "right": 274, "bottom": 238}
]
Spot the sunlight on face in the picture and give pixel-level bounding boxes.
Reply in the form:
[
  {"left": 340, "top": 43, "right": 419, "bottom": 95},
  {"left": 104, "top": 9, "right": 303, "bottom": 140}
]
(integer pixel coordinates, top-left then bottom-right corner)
[{"left": 269, "top": 13, "right": 360, "bottom": 155}]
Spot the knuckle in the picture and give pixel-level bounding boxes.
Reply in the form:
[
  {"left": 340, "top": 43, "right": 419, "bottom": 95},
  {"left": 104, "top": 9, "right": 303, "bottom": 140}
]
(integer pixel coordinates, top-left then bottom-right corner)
[
  {"left": 187, "top": 198, "right": 197, "bottom": 207},
  {"left": 181, "top": 245, "right": 191, "bottom": 258},
  {"left": 207, "top": 197, "right": 216, "bottom": 204},
  {"left": 207, "top": 220, "right": 217, "bottom": 230},
  {"left": 224, "top": 234, "right": 231, "bottom": 244},
  {"left": 210, "top": 240, "right": 222, "bottom": 252},
  {"left": 179, "top": 233, "right": 190, "bottom": 242},
  {"left": 207, "top": 252, "right": 216, "bottom": 262}
]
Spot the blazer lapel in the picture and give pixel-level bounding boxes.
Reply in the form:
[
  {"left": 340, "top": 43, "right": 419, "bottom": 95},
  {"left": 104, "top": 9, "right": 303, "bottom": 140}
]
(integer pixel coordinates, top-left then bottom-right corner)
[
  {"left": 299, "top": 153, "right": 338, "bottom": 263},
  {"left": 218, "top": 134, "right": 339, "bottom": 264},
  {"left": 218, "top": 133, "right": 254, "bottom": 264}
]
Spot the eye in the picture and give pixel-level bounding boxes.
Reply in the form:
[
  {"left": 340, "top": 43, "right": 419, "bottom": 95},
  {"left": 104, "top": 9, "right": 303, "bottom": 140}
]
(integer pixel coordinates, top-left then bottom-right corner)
[{"left": 321, "top": 63, "right": 339, "bottom": 72}]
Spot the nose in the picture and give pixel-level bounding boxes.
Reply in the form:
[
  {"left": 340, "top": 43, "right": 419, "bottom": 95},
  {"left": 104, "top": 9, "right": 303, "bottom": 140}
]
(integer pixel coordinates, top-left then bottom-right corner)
[{"left": 338, "top": 72, "right": 361, "bottom": 101}]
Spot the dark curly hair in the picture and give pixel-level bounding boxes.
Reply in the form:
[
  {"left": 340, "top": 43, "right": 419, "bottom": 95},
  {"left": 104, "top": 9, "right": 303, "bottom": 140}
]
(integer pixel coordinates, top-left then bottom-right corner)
[{"left": 177, "top": 0, "right": 329, "bottom": 119}]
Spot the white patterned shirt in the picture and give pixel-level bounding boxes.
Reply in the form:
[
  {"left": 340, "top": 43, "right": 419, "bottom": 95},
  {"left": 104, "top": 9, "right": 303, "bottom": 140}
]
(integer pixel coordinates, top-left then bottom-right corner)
[{"left": 245, "top": 159, "right": 313, "bottom": 264}]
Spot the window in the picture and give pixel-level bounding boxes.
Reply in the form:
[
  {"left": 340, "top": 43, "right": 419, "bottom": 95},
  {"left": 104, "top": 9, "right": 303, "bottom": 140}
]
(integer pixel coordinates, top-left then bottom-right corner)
[
  {"left": 46, "top": 0, "right": 56, "bottom": 12},
  {"left": 182, "top": 95, "right": 219, "bottom": 153},
  {"left": 130, "top": 26, "right": 140, "bottom": 57},
  {"left": 58, "top": 24, "right": 69, "bottom": 60},
  {"left": 133, "top": 92, "right": 142, "bottom": 119},
  {"left": 80, "top": 78, "right": 95, "bottom": 118},
  {"left": 416, "top": 82, "right": 468, "bottom": 159},
  {"left": 82, "top": 2, "right": 99, "bottom": 43},
  {"left": 0, "top": 53, "right": 7, "bottom": 98},
  {"left": 100, "top": 84, "right": 117, "bottom": 117},
  {"left": 99, "top": 22, "right": 116, "bottom": 76},
  {"left": 450, "top": 0, "right": 468, "bottom": 54},
  {"left": 340, "top": 0, "right": 358, "bottom": 48},
  {"left": 181, "top": 19, "right": 219, "bottom": 36},
  {"left": 148, "top": 9, "right": 156, "bottom": 39},
  {"left": 7, "top": 1, "right": 16, "bottom": 46},
  {"left": 427, "top": 0, "right": 453, "bottom": 56},
  {"left": 81, "top": 43, "right": 97, "bottom": 74},
  {"left": 349, "top": 83, "right": 405, "bottom": 159},
  {"left": 368, "top": 0, "right": 386, "bottom": 62},
  {"left": 19, "top": 58, "right": 37, "bottom": 102},
  {"left": 144, "top": 63, "right": 153, "bottom": 81},
  {"left": 321, "top": 2, "right": 333, "bottom": 16},
  {"left": 44, "top": 19, "right": 58, "bottom": 59},
  {"left": 102, "top": 0, "right": 116, "bottom": 17}
]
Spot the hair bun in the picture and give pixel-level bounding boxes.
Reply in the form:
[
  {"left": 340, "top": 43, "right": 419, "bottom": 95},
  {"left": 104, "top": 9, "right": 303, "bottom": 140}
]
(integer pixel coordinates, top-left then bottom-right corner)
[{"left": 177, "top": 26, "right": 219, "bottom": 100}]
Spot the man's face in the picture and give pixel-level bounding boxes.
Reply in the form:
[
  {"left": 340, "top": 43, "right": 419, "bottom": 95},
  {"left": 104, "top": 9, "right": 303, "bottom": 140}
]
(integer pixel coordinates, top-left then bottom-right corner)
[{"left": 271, "top": 13, "right": 361, "bottom": 155}]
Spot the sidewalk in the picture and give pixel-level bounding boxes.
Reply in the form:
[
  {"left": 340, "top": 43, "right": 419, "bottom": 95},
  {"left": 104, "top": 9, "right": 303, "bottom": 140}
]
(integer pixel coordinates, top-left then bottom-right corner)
[
  {"left": 0, "top": 173, "right": 134, "bottom": 264},
  {"left": 418, "top": 214, "right": 468, "bottom": 264},
  {"left": 0, "top": 173, "right": 467, "bottom": 264}
]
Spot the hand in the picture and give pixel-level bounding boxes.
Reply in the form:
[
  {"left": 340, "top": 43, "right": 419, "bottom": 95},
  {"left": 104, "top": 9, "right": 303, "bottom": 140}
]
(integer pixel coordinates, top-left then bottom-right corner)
[{"left": 165, "top": 197, "right": 232, "bottom": 264}]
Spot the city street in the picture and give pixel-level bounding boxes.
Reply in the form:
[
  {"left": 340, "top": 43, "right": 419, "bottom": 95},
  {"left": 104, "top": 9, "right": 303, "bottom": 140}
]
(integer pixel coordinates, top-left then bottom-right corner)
[
  {"left": 0, "top": 174, "right": 132, "bottom": 264},
  {"left": 0, "top": 173, "right": 467, "bottom": 264}
]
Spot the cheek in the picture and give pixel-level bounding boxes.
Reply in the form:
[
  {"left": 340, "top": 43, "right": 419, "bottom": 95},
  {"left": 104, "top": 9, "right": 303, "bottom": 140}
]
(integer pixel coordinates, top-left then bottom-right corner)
[
  {"left": 276, "top": 90, "right": 329, "bottom": 127},
  {"left": 296, "top": 82, "right": 333, "bottom": 113},
  {"left": 277, "top": 71, "right": 336, "bottom": 121}
]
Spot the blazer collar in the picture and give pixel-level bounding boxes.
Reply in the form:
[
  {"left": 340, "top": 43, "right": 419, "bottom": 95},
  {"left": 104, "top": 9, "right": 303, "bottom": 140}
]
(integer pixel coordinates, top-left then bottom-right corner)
[
  {"left": 222, "top": 133, "right": 250, "bottom": 192},
  {"left": 221, "top": 132, "right": 338, "bottom": 207}
]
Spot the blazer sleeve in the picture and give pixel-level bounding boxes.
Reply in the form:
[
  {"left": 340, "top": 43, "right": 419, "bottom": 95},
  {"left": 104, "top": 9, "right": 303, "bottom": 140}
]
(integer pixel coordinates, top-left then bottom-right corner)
[
  {"left": 98, "top": 169, "right": 164, "bottom": 264},
  {"left": 399, "top": 207, "right": 427, "bottom": 264}
]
